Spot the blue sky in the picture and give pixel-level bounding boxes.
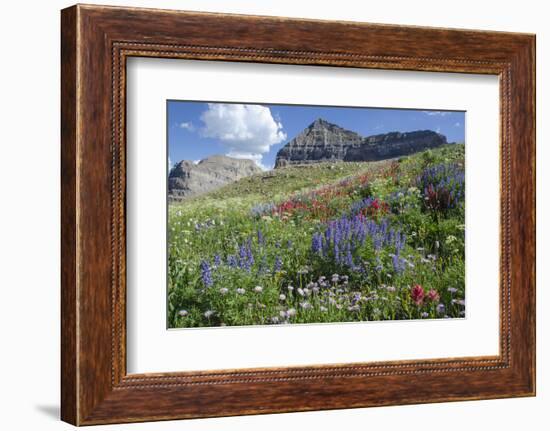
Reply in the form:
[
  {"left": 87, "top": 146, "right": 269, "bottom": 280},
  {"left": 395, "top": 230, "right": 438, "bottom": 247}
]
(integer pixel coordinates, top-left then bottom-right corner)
[{"left": 168, "top": 101, "right": 465, "bottom": 171}]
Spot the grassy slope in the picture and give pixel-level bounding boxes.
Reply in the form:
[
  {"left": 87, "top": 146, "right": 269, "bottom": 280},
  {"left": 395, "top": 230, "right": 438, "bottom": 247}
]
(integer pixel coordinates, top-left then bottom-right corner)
[
  {"left": 183, "top": 143, "right": 463, "bottom": 205},
  {"left": 168, "top": 144, "right": 465, "bottom": 328},
  {"left": 205, "top": 160, "right": 389, "bottom": 201}
]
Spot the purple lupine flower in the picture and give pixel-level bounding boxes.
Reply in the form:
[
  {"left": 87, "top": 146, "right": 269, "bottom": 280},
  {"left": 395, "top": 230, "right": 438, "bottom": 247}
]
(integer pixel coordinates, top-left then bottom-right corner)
[
  {"left": 334, "top": 242, "right": 340, "bottom": 264},
  {"left": 238, "top": 239, "right": 254, "bottom": 272},
  {"left": 349, "top": 197, "right": 375, "bottom": 216},
  {"left": 257, "top": 229, "right": 265, "bottom": 245},
  {"left": 200, "top": 260, "right": 213, "bottom": 287},
  {"left": 227, "top": 255, "right": 238, "bottom": 268},
  {"left": 350, "top": 292, "right": 362, "bottom": 305},
  {"left": 392, "top": 252, "right": 406, "bottom": 275},
  {"left": 246, "top": 250, "right": 254, "bottom": 267},
  {"left": 238, "top": 244, "right": 248, "bottom": 269},
  {"left": 311, "top": 232, "right": 323, "bottom": 255},
  {"left": 417, "top": 163, "right": 465, "bottom": 212},
  {"left": 213, "top": 254, "right": 221, "bottom": 266},
  {"left": 392, "top": 254, "right": 401, "bottom": 273},
  {"left": 345, "top": 247, "right": 354, "bottom": 268},
  {"left": 274, "top": 255, "right": 282, "bottom": 272},
  {"left": 312, "top": 212, "right": 407, "bottom": 272}
]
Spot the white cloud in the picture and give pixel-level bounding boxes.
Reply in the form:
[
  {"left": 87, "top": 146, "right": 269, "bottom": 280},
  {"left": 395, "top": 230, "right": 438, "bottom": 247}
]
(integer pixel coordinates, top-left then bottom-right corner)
[
  {"left": 423, "top": 111, "right": 451, "bottom": 117},
  {"left": 454, "top": 122, "right": 461, "bottom": 127},
  {"left": 200, "top": 104, "right": 286, "bottom": 158},
  {"left": 168, "top": 157, "right": 172, "bottom": 174},
  {"left": 226, "top": 151, "right": 273, "bottom": 171},
  {"left": 179, "top": 121, "right": 195, "bottom": 131}
]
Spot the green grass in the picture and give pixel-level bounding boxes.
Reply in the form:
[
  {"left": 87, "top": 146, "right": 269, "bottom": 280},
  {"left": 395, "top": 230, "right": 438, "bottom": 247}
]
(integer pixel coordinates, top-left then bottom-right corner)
[
  {"left": 168, "top": 144, "right": 465, "bottom": 328},
  {"left": 204, "top": 160, "right": 389, "bottom": 202}
]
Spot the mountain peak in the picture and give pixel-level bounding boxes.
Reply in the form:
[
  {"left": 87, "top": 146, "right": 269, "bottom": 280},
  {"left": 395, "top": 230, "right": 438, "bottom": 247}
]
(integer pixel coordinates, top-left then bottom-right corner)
[
  {"left": 169, "top": 155, "right": 262, "bottom": 200},
  {"left": 310, "top": 118, "right": 335, "bottom": 129},
  {"left": 275, "top": 119, "right": 447, "bottom": 168}
]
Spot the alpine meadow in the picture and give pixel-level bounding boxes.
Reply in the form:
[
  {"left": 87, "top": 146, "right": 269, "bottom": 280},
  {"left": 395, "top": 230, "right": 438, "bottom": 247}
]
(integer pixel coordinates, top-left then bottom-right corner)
[{"left": 167, "top": 102, "right": 466, "bottom": 328}]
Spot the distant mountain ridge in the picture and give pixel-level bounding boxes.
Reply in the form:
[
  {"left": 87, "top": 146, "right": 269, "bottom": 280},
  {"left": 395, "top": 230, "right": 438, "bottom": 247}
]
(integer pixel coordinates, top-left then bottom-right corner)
[
  {"left": 169, "top": 155, "right": 262, "bottom": 200},
  {"left": 275, "top": 118, "right": 448, "bottom": 168}
]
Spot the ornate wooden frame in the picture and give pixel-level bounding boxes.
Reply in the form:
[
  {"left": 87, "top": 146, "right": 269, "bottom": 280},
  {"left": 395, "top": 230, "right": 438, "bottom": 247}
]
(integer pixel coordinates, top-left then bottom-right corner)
[{"left": 61, "top": 4, "right": 536, "bottom": 426}]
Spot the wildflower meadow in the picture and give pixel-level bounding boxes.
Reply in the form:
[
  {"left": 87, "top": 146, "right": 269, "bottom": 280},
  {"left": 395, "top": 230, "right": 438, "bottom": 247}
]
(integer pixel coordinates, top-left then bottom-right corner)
[{"left": 168, "top": 144, "right": 466, "bottom": 328}]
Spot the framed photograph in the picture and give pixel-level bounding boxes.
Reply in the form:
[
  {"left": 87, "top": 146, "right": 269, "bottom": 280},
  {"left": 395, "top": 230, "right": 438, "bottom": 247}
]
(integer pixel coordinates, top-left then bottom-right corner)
[{"left": 61, "top": 4, "right": 535, "bottom": 425}]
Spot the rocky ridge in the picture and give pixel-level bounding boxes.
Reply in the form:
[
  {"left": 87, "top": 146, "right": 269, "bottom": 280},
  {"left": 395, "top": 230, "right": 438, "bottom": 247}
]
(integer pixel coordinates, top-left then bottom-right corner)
[
  {"left": 169, "top": 155, "right": 262, "bottom": 200},
  {"left": 275, "top": 118, "right": 448, "bottom": 168}
]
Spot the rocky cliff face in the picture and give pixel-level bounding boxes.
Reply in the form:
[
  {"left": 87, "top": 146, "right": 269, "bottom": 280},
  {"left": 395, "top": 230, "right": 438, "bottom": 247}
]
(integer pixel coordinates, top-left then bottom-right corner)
[
  {"left": 169, "top": 155, "right": 262, "bottom": 199},
  {"left": 275, "top": 118, "right": 448, "bottom": 168}
]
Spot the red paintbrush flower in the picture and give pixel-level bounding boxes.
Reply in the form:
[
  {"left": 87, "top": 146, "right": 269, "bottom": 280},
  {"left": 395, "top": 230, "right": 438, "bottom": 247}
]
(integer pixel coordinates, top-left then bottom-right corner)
[
  {"left": 427, "top": 289, "right": 440, "bottom": 302},
  {"left": 410, "top": 284, "right": 425, "bottom": 305}
]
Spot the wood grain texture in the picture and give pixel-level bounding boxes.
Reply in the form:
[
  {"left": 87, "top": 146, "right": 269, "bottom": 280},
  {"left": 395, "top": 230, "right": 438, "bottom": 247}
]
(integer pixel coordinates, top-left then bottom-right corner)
[
  {"left": 60, "top": 4, "right": 536, "bottom": 425},
  {"left": 60, "top": 5, "right": 78, "bottom": 425}
]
